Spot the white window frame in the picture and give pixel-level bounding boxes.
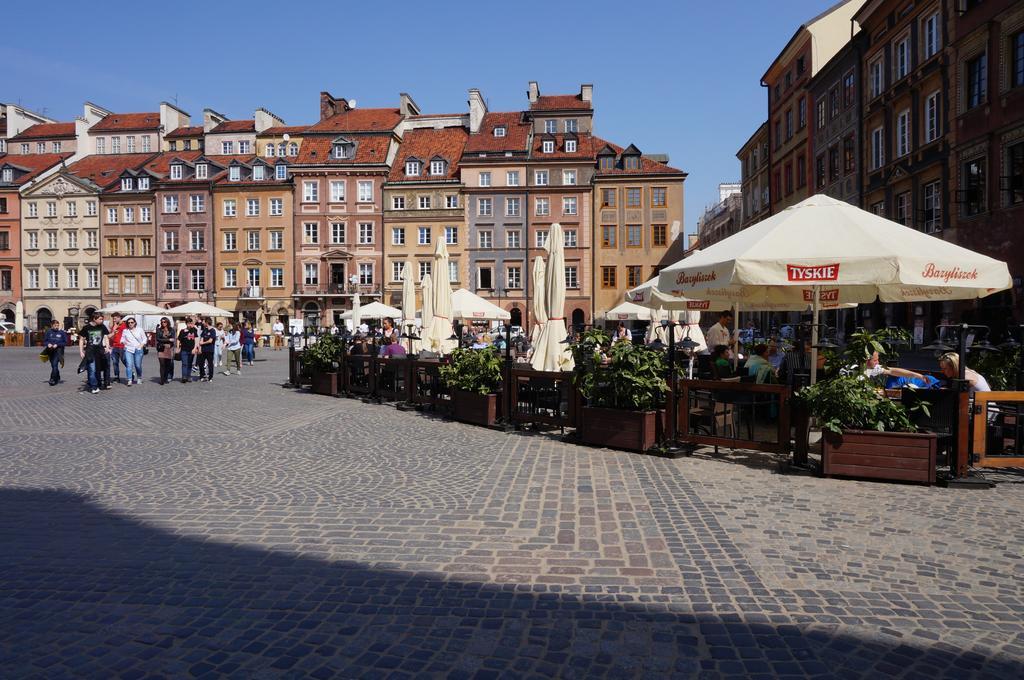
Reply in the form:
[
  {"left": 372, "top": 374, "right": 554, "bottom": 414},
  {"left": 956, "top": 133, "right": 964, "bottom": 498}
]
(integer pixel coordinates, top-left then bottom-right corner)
[
  {"left": 924, "top": 91, "right": 940, "bottom": 143},
  {"left": 493, "top": 126, "right": 506, "bottom": 138},
  {"left": 392, "top": 227, "right": 405, "bottom": 245},
  {"left": 535, "top": 230, "right": 548, "bottom": 248},
  {"left": 303, "top": 222, "right": 319, "bottom": 244},
  {"left": 358, "top": 222, "right": 374, "bottom": 244},
  {"left": 896, "top": 110, "right": 910, "bottom": 158},
  {"left": 418, "top": 195, "right": 431, "bottom": 210},
  {"left": 238, "top": 141, "right": 251, "bottom": 154},
  {"left": 224, "top": 232, "right": 237, "bottom": 251},
  {"left": 246, "top": 198, "right": 260, "bottom": 216},
  {"left": 164, "top": 196, "right": 179, "bottom": 213},
  {"left": 894, "top": 36, "right": 911, "bottom": 81},
  {"left": 444, "top": 226, "right": 457, "bottom": 245},
  {"left": 506, "top": 171, "right": 520, "bottom": 187},
  {"left": 418, "top": 260, "right": 432, "bottom": 281},
  {"left": 479, "top": 172, "right": 491, "bottom": 187},
  {"left": 478, "top": 198, "right": 492, "bottom": 216},
  {"left": 247, "top": 231, "right": 260, "bottom": 251},
  {"left": 358, "top": 263, "right": 373, "bottom": 285},
  {"left": 923, "top": 12, "right": 940, "bottom": 60},
  {"left": 418, "top": 226, "right": 431, "bottom": 245},
  {"left": 252, "top": 164, "right": 264, "bottom": 181},
  {"left": 190, "top": 268, "right": 206, "bottom": 291},
  {"left": 871, "top": 126, "right": 885, "bottom": 169},
  {"left": 270, "top": 231, "right": 283, "bottom": 250},
  {"left": 223, "top": 199, "right": 237, "bottom": 217},
  {"left": 392, "top": 195, "right": 406, "bottom": 210},
  {"left": 330, "top": 223, "right": 346, "bottom": 245},
  {"left": 565, "top": 139, "right": 577, "bottom": 153},
  {"left": 165, "top": 270, "right": 180, "bottom": 291},
  {"left": 506, "top": 230, "right": 521, "bottom": 248},
  {"left": 270, "top": 198, "right": 283, "bottom": 216},
  {"left": 392, "top": 261, "right": 404, "bottom": 282},
  {"left": 138, "top": 177, "right": 149, "bottom": 190},
  {"left": 225, "top": 268, "right": 237, "bottom": 288},
  {"left": 66, "top": 267, "right": 78, "bottom": 289},
  {"left": 121, "top": 177, "right": 134, "bottom": 191},
  {"left": 534, "top": 170, "right": 549, "bottom": 186},
  {"left": 221, "top": 141, "right": 233, "bottom": 154},
  {"left": 405, "top": 160, "right": 421, "bottom": 176},
  {"left": 275, "top": 164, "right": 287, "bottom": 180},
  {"left": 170, "top": 165, "right": 183, "bottom": 180},
  {"left": 358, "top": 180, "right": 373, "bottom": 203},
  {"left": 544, "top": 120, "right": 556, "bottom": 134},
  {"left": 430, "top": 160, "right": 445, "bottom": 175},
  {"left": 562, "top": 170, "right": 577, "bottom": 186},
  {"left": 478, "top": 230, "right": 493, "bottom": 248},
  {"left": 562, "top": 196, "right": 577, "bottom": 215},
  {"left": 505, "top": 197, "right": 520, "bottom": 217},
  {"left": 330, "top": 180, "right": 346, "bottom": 202},
  {"left": 195, "top": 163, "right": 208, "bottom": 179},
  {"left": 542, "top": 140, "right": 555, "bottom": 153},
  {"left": 870, "top": 57, "right": 884, "bottom": 98},
  {"left": 303, "top": 181, "right": 319, "bottom": 203},
  {"left": 535, "top": 197, "right": 550, "bottom": 216},
  {"left": 923, "top": 180, "right": 942, "bottom": 233},
  {"left": 564, "top": 229, "right": 577, "bottom": 247},
  {"left": 107, "top": 207, "right": 118, "bottom": 224},
  {"left": 189, "top": 230, "right": 204, "bottom": 251},
  {"left": 445, "top": 195, "right": 459, "bottom": 208}
]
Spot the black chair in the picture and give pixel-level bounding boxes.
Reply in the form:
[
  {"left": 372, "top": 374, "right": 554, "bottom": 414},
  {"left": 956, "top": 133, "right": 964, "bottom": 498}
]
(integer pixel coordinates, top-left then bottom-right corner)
[{"left": 902, "top": 389, "right": 958, "bottom": 463}]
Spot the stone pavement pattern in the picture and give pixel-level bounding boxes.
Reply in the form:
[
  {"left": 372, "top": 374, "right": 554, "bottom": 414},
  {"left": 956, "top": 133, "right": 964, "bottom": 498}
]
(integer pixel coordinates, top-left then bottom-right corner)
[{"left": 0, "top": 347, "right": 1022, "bottom": 679}]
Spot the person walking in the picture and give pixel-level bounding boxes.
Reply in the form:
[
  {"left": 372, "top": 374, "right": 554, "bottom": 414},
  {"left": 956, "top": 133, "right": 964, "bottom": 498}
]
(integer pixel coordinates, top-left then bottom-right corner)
[
  {"left": 176, "top": 318, "right": 198, "bottom": 383},
  {"left": 43, "top": 319, "right": 69, "bottom": 385},
  {"left": 107, "top": 312, "right": 127, "bottom": 386},
  {"left": 272, "top": 318, "right": 285, "bottom": 350},
  {"left": 78, "top": 312, "right": 110, "bottom": 394},
  {"left": 213, "top": 322, "right": 226, "bottom": 369},
  {"left": 223, "top": 323, "right": 242, "bottom": 375},
  {"left": 121, "top": 317, "right": 148, "bottom": 386},
  {"left": 241, "top": 321, "right": 256, "bottom": 366},
  {"left": 197, "top": 318, "right": 217, "bottom": 382},
  {"left": 155, "top": 317, "right": 175, "bottom": 385}
]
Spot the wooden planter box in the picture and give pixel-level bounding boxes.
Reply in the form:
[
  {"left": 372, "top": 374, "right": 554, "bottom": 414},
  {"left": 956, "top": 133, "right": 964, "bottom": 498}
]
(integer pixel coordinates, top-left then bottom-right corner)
[
  {"left": 452, "top": 390, "right": 498, "bottom": 427},
  {"left": 311, "top": 372, "right": 338, "bottom": 396},
  {"left": 823, "top": 429, "right": 937, "bottom": 485},
  {"left": 580, "top": 406, "right": 663, "bottom": 453}
]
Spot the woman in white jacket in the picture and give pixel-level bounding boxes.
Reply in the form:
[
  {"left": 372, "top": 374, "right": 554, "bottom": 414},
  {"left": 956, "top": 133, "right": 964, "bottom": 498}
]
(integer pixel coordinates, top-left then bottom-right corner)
[{"left": 121, "top": 318, "right": 149, "bottom": 386}]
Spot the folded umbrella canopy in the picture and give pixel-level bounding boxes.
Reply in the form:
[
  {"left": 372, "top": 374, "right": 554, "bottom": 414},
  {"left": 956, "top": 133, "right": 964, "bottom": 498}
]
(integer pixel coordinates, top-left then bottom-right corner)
[
  {"left": 530, "top": 255, "right": 547, "bottom": 347},
  {"left": 402, "top": 262, "right": 417, "bottom": 327},
  {"left": 422, "top": 241, "right": 456, "bottom": 354},
  {"left": 530, "top": 223, "right": 574, "bottom": 372}
]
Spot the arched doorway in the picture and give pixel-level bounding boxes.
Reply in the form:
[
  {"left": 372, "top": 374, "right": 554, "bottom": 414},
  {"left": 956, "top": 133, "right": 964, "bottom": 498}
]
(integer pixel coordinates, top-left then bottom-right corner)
[
  {"left": 571, "top": 308, "right": 585, "bottom": 330},
  {"left": 36, "top": 307, "right": 53, "bottom": 330},
  {"left": 0, "top": 307, "right": 13, "bottom": 324},
  {"left": 302, "top": 302, "right": 321, "bottom": 329},
  {"left": 509, "top": 307, "right": 522, "bottom": 329}
]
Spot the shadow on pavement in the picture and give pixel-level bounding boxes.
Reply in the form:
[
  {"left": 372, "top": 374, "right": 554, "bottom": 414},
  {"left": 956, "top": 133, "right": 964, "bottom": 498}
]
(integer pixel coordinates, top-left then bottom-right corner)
[{"left": 0, "top": 488, "right": 1019, "bottom": 678}]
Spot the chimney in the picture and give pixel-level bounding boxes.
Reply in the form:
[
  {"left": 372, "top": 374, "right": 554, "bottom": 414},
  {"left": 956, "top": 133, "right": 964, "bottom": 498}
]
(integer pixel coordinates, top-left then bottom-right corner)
[
  {"left": 527, "top": 81, "right": 540, "bottom": 104},
  {"left": 580, "top": 84, "right": 593, "bottom": 103},
  {"left": 319, "top": 91, "right": 349, "bottom": 121},
  {"left": 254, "top": 107, "right": 284, "bottom": 133},
  {"left": 399, "top": 93, "right": 421, "bottom": 117},
  {"left": 467, "top": 88, "right": 487, "bottom": 134},
  {"left": 160, "top": 101, "right": 190, "bottom": 135},
  {"left": 203, "top": 108, "right": 227, "bottom": 133}
]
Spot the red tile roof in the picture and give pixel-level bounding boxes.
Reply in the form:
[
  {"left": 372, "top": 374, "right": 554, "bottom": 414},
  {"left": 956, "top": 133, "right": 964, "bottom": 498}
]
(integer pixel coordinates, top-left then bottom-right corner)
[
  {"left": 142, "top": 150, "right": 205, "bottom": 176},
  {"left": 260, "top": 125, "right": 309, "bottom": 135},
  {"left": 294, "top": 134, "right": 392, "bottom": 165},
  {"left": 591, "top": 137, "right": 685, "bottom": 176},
  {"left": 529, "top": 133, "right": 596, "bottom": 161},
  {"left": 165, "top": 125, "right": 204, "bottom": 139},
  {"left": 209, "top": 120, "right": 256, "bottom": 134},
  {"left": 306, "top": 108, "right": 402, "bottom": 133},
  {"left": 0, "top": 153, "right": 72, "bottom": 185},
  {"left": 388, "top": 127, "right": 468, "bottom": 181},
  {"left": 65, "top": 153, "right": 158, "bottom": 189},
  {"left": 531, "top": 94, "right": 592, "bottom": 111},
  {"left": 9, "top": 122, "right": 76, "bottom": 141},
  {"left": 463, "top": 112, "right": 530, "bottom": 154},
  {"left": 90, "top": 112, "right": 161, "bottom": 133}
]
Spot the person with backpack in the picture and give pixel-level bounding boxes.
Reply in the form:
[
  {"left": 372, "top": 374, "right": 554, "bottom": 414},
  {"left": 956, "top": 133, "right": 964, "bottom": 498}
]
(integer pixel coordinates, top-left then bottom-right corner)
[{"left": 155, "top": 316, "right": 176, "bottom": 385}]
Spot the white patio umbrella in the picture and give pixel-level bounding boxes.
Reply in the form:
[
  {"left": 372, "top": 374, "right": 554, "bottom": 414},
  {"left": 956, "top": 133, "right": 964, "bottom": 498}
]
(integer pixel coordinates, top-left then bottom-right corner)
[
  {"left": 402, "top": 262, "right": 416, "bottom": 328},
  {"left": 531, "top": 223, "right": 574, "bottom": 372},
  {"left": 422, "top": 241, "right": 456, "bottom": 354},
  {"left": 420, "top": 274, "right": 433, "bottom": 331},
  {"left": 350, "top": 293, "right": 361, "bottom": 333},
  {"left": 98, "top": 299, "right": 167, "bottom": 315},
  {"left": 530, "top": 256, "right": 547, "bottom": 347},
  {"left": 658, "top": 194, "right": 1012, "bottom": 382},
  {"left": 340, "top": 301, "right": 402, "bottom": 319},
  {"left": 451, "top": 288, "right": 511, "bottom": 321},
  {"left": 166, "top": 301, "right": 235, "bottom": 317},
  {"left": 602, "top": 301, "right": 653, "bottom": 321}
]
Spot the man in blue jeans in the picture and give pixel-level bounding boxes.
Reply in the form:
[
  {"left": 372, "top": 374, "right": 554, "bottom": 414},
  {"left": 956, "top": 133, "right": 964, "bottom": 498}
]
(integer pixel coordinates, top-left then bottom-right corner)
[
  {"left": 176, "top": 318, "right": 198, "bottom": 383},
  {"left": 43, "top": 319, "right": 69, "bottom": 385},
  {"left": 78, "top": 312, "right": 110, "bottom": 394}
]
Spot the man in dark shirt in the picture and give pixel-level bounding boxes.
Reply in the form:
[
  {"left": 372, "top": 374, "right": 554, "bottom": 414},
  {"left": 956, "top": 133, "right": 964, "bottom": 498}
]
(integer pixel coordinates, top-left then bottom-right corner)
[
  {"left": 78, "top": 312, "right": 110, "bottom": 394},
  {"left": 176, "top": 319, "right": 198, "bottom": 384},
  {"left": 43, "top": 319, "right": 69, "bottom": 386},
  {"left": 197, "top": 319, "right": 217, "bottom": 382}
]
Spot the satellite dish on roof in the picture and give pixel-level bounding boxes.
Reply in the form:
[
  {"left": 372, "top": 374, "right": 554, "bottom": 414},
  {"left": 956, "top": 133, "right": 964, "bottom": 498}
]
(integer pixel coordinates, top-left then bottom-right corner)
[
  {"left": 348, "top": 99, "right": 357, "bottom": 109},
  {"left": 282, "top": 133, "right": 290, "bottom": 141}
]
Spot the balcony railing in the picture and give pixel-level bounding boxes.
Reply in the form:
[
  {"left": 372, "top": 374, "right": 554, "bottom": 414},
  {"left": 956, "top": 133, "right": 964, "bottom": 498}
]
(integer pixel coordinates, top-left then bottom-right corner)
[{"left": 240, "top": 285, "right": 263, "bottom": 299}]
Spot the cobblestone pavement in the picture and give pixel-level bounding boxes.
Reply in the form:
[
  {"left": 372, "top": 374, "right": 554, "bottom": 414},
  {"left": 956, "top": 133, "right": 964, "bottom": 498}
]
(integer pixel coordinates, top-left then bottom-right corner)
[{"left": 1, "top": 347, "right": 1023, "bottom": 679}]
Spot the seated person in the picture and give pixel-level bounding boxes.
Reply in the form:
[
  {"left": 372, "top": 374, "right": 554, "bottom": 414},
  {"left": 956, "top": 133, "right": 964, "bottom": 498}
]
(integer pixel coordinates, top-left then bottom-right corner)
[
  {"left": 744, "top": 343, "right": 776, "bottom": 383},
  {"left": 381, "top": 335, "right": 407, "bottom": 358},
  {"left": 779, "top": 341, "right": 825, "bottom": 383},
  {"left": 710, "top": 344, "right": 736, "bottom": 379},
  {"left": 863, "top": 350, "right": 937, "bottom": 388},
  {"left": 938, "top": 352, "right": 990, "bottom": 394}
]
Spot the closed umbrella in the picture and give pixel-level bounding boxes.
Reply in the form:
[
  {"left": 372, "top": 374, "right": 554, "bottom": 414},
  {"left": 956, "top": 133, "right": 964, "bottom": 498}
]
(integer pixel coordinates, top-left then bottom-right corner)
[
  {"left": 423, "top": 240, "right": 456, "bottom": 353},
  {"left": 402, "top": 262, "right": 416, "bottom": 329},
  {"left": 350, "top": 293, "right": 361, "bottom": 334},
  {"left": 530, "top": 256, "right": 547, "bottom": 347},
  {"left": 658, "top": 194, "right": 1012, "bottom": 382},
  {"left": 420, "top": 274, "right": 433, "bottom": 332},
  {"left": 531, "top": 223, "right": 574, "bottom": 372}
]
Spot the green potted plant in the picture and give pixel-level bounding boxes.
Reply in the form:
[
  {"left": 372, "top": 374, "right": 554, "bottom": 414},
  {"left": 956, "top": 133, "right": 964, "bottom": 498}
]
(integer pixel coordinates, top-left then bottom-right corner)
[
  {"left": 572, "top": 330, "right": 668, "bottom": 452},
  {"left": 794, "top": 374, "right": 937, "bottom": 484},
  {"left": 438, "top": 347, "right": 503, "bottom": 426},
  {"left": 304, "top": 333, "right": 343, "bottom": 396}
]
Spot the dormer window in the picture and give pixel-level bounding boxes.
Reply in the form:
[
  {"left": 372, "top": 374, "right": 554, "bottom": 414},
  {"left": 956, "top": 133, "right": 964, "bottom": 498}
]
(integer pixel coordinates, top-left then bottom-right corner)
[
  {"left": 2, "top": 168, "right": 12, "bottom": 183},
  {"left": 332, "top": 143, "right": 348, "bottom": 159},
  {"left": 121, "top": 178, "right": 134, "bottom": 191},
  {"left": 625, "top": 156, "right": 640, "bottom": 170},
  {"left": 542, "top": 140, "right": 555, "bottom": 154},
  {"left": 599, "top": 156, "right": 614, "bottom": 170},
  {"left": 493, "top": 126, "right": 506, "bottom": 138},
  {"left": 170, "top": 164, "right": 183, "bottom": 180},
  {"left": 565, "top": 139, "right": 577, "bottom": 153},
  {"left": 253, "top": 164, "right": 265, "bottom": 181},
  {"left": 229, "top": 166, "right": 241, "bottom": 182},
  {"left": 406, "top": 160, "right": 421, "bottom": 176},
  {"left": 138, "top": 177, "right": 150, "bottom": 190},
  {"left": 275, "top": 163, "right": 287, "bottom": 180},
  {"left": 430, "top": 160, "right": 446, "bottom": 175},
  {"left": 195, "top": 163, "right": 208, "bottom": 179}
]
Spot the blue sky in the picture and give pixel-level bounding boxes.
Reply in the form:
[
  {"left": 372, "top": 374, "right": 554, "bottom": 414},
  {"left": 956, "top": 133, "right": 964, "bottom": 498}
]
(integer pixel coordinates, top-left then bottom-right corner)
[{"left": 7, "top": 0, "right": 829, "bottom": 236}]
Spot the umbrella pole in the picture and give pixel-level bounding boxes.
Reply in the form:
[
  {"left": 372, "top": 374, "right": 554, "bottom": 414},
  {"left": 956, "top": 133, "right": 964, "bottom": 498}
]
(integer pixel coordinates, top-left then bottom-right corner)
[
  {"left": 732, "top": 303, "right": 740, "bottom": 370},
  {"left": 810, "top": 286, "right": 820, "bottom": 385}
]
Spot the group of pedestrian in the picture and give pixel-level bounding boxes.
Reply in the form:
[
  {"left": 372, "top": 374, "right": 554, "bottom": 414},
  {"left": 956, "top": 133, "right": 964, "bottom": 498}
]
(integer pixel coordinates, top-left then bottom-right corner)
[{"left": 160, "top": 315, "right": 254, "bottom": 385}]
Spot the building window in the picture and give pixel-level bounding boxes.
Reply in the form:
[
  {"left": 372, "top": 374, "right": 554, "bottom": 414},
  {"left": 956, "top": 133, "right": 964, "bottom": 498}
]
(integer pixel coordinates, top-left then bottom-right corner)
[
  {"left": 924, "top": 92, "right": 940, "bottom": 143},
  {"left": 223, "top": 199, "right": 237, "bottom": 217},
  {"left": 1013, "top": 31, "right": 1024, "bottom": 88},
  {"left": 359, "top": 263, "right": 373, "bottom": 285},
  {"left": 164, "top": 195, "right": 179, "bottom": 213},
  {"left": 479, "top": 172, "right": 491, "bottom": 187},
  {"left": 506, "top": 170, "right": 519, "bottom": 186},
  {"left": 221, "top": 141, "right": 233, "bottom": 154},
  {"left": 330, "top": 223, "right": 345, "bottom": 244},
  {"left": 599, "top": 156, "right": 614, "bottom": 170},
  {"left": 493, "top": 126, "right": 506, "bottom": 138},
  {"left": 124, "top": 238, "right": 135, "bottom": 256},
  {"left": 842, "top": 71, "right": 855, "bottom": 108},
  {"left": 87, "top": 230, "right": 97, "bottom": 248},
  {"left": 444, "top": 226, "right": 457, "bottom": 245},
  {"left": 626, "top": 188, "right": 641, "bottom": 207},
  {"left": 275, "top": 164, "right": 287, "bottom": 180},
  {"left": 223, "top": 268, "right": 237, "bottom": 288},
  {"left": 247, "top": 268, "right": 260, "bottom": 287},
  {"left": 189, "top": 230, "right": 204, "bottom": 251},
  {"left": 190, "top": 269, "right": 206, "bottom": 291},
  {"left": 923, "top": 12, "right": 940, "bottom": 60},
  {"left": 66, "top": 231, "right": 77, "bottom": 248},
  {"left": 1008, "top": 141, "right": 1024, "bottom": 205},
  {"left": 535, "top": 197, "right": 550, "bottom": 216},
  {"left": 542, "top": 140, "right": 555, "bottom": 154},
  {"left": 121, "top": 178, "right": 134, "bottom": 191},
  {"left": 266, "top": 144, "right": 276, "bottom": 157},
  {"left": 564, "top": 229, "right": 577, "bottom": 247},
  {"left": 829, "top": 88, "right": 840, "bottom": 119},
  {"left": 358, "top": 222, "right": 373, "bottom": 244},
  {"left": 785, "top": 109, "right": 793, "bottom": 139},
  {"left": 894, "top": 36, "right": 911, "bottom": 81},
  {"left": 871, "top": 201, "right": 885, "bottom": 216},
  {"left": 626, "top": 224, "right": 642, "bottom": 247},
  {"left": 413, "top": 260, "right": 430, "bottom": 281},
  {"left": 224, "top": 232, "right": 237, "bottom": 251},
  {"left": 562, "top": 170, "right": 577, "bottom": 186},
  {"left": 796, "top": 154, "right": 806, "bottom": 187},
  {"left": 140, "top": 275, "right": 151, "bottom": 293},
  {"left": 111, "top": 137, "right": 121, "bottom": 154},
  {"left": 626, "top": 265, "right": 643, "bottom": 288},
  {"left": 797, "top": 97, "right": 806, "bottom": 129},
  {"left": 652, "top": 224, "right": 667, "bottom": 247},
  {"left": 843, "top": 136, "right": 855, "bottom": 174},
  {"left": 815, "top": 155, "right": 826, "bottom": 190},
  {"left": 601, "top": 188, "right": 616, "bottom": 207},
  {"left": 170, "top": 165, "right": 183, "bottom": 180},
  {"left": 358, "top": 181, "right": 373, "bottom": 202},
  {"left": 967, "top": 53, "right": 987, "bottom": 109},
  {"left": 107, "top": 275, "right": 118, "bottom": 295},
  {"left": 535, "top": 230, "right": 548, "bottom": 249},
  {"left": 563, "top": 265, "right": 578, "bottom": 289},
  {"left": 303, "top": 181, "right": 318, "bottom": 202},
  {"left": 87, "top": 267, "right": 98, "bottom": 288},
  {"left": 564, "top": 119, "right": 578, "bottom": 133},
  {"left": 532, "top": 170, "right": 549, "bottom": 186},
  {"left": 391, "top": 261, "right": 403, "bottom": 282},
  {"left": 123, "top": 276, "right": 135, "bottom": 294},
  {"left": 418, "top": 226, "right": 431, "bottom": 245},
  {"left": 895, "top": 191, "right": 911, "bottom": 226},
  {"left": 405, "top": 160, "right": 421, "bottom": 176},
  {"left": 962, "top": 157, "right": 986, "bottom": 216},
  {"left": 816, "top": 100, "right": 826, "bottom": 130},
  {"left": 418, "top": 195, "right": 431, "bottom": 209},
  {"left": 478, "top": 198, "right": 492, "bottom": 216},
  {"left": 507, "top": 266, "right": 521, "bottom": 289},
  {"left": 140, "top": 237, "right": 151, "bottom": 255},
  {"left": 270, "top": 268, "right": 283, "bottom": 288},
  {"left": 165, "top": 270, "right": 180, "bottom": 291},
  {"left": 304, "top": 222, "right": 319, "bottom": 244},
  {"left": 922, "top": 180, "right": 941, "bottom": 232},
  {"left": 106, "top": 238, "right": 118, "bottom": 257},
  {"left": 870, "top": 57, "right": 884, "bottom": 98},
  {"left": 562, "top": 197, "right": 577, "bottom": 215},
  {"left": 506, "top": 197, "right": 520, "bottom": 216},
  {"left": 247, "top": 231, "right": 260, "bottom": 251},
  {"left": 477, "top": 266, "right": 493, "bottom": 290},
  {"left": 506, "top": 230, "right": 521, "bottom": 248},
  {"left": 238, "top": 141, "right": 251, "bottom": 154},
  {"left": 896, "top": 110, "right": 910, "bottom": 157},
  {"left": 544, "top": 120, "right": 556, "bottom": 134},
  {"left": 392, "top": 227, "right": 405, "bottom": 245},
  {"left": 601, "top": 266, "right": 616, "bottom": 288},
  {"left": 252, "top": 165, "right": 264, "bottom": 181},
  {"left": 871, "top": 126, "right": 885, "bottom": 170},
  {"left": 269, "top": 231, "right": 283, "bottom": 250},
  {"left": 445, "top": 195, "right": 459, "bottom": 208},
  {"left": 478, "top": 230, "right": 492, "bottom": 248},
  {"left": 270, "top": 198, "right": 282, "bottom": 215},
  {"left": 27, "top": 269, "right": 38, "bottom": 288},
  {"left": 66, "top": 202, "right": 78, "bottom": 217},
  {"left": 66, "top": 268, "right": 80, "bottom": 288},
  {"left": 565, "top": 139, "right": 577, "bottom": 153},
  {"left": 107, "top": 208, "right": 118, "bottom": 224},
  {"left": 648, "top": 186, "right": 666, "bottom": 208},
  {"left": 246, "top": 198, "right": 260, "bottom": 216},
  {"left": 304, "top": 263, "right": 318, "bottom": 286},
  {"left": 389, "top": 195, "right": 406, "bottom": 211},
  {"left": 196, "top": 163, "right": 208, "bottom": 179}
]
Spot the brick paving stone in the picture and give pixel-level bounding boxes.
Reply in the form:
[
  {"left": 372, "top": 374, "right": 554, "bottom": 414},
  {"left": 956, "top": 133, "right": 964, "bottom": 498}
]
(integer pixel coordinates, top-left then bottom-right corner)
[{"left": 0, "top": 346, "right": 1022, "bottom": 677}]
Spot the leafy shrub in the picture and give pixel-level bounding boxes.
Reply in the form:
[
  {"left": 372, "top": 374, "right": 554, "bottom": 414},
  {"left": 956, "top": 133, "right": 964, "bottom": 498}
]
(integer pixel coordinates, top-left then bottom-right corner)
[
  {"left": 573, "top": 333, "right": 667, "bottom": 412},
  {"left": 439, "top": 347, "right": 503, "bottom": 395},
  {"left": 304, "top": 334, "right": 344, "bottom": 373},
  {"left": 794, "top": 374, "right": 916, "bottom": 435}
]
